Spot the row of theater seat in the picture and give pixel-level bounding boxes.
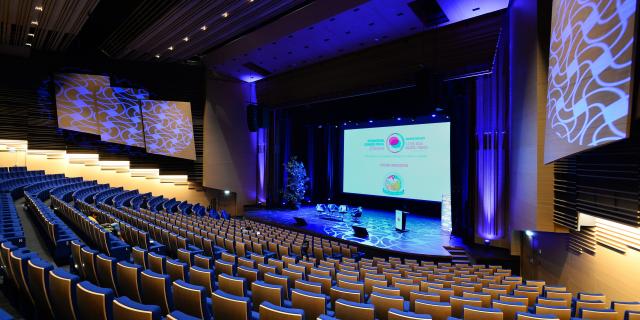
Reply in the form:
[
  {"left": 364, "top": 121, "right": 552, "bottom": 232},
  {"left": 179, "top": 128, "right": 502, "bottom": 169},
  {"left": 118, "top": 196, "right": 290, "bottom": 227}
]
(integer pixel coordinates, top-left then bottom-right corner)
[
  {"left": 0, "top": 193, "right": 25, "bottom": 247},
  {"left": 5, "top": 171, "right": 640, "bottom": 320},
  {"left": 50, "top": 180, "right": 98, "bottom": 202}
]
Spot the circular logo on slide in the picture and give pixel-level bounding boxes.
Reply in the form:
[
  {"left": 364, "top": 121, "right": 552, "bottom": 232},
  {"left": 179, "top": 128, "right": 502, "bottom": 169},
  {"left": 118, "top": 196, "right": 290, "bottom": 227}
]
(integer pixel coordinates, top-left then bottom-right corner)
[
  {"left": 386, "top": 133, "right": 405, "bottom": 153},
  {"left": 383, "top": 174, "right": 405, "bottom": 195}
]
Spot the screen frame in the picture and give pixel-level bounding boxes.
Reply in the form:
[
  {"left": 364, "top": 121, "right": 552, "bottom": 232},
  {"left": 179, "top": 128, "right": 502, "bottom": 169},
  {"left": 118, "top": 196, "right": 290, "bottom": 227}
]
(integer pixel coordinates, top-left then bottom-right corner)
[{"left": 338, "top": 118, "right": 452, "bottom": 206}]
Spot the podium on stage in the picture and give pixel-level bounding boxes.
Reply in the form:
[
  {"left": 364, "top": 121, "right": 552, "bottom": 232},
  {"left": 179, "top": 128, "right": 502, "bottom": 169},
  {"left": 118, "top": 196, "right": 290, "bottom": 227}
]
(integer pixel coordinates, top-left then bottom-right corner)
[{"left": 395, "top": 210, "right": 408, "bottom": 232}]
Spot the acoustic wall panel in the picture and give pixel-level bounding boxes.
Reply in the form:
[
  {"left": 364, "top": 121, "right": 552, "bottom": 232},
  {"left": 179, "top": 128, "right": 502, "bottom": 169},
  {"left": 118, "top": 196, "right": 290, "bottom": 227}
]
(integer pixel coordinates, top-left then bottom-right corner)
[
  {"left": 141, "top": 100, "right": 196, "bottom": 160},
  {"left": 544, "top": 0, "right": 637, "bottom": 163},
  {"left": 96, "top": 87, "right": 148, "bottom": 148},
  {"left": 54, "top": 73, "right": 110, "bottom": 135}
]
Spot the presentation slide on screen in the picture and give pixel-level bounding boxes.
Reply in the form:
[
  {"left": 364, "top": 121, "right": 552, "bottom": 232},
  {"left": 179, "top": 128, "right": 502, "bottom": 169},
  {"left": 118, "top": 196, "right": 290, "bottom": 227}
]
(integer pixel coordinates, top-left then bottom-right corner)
[{"left": 343, "top": 122, "right": 450, "bottom": 202}]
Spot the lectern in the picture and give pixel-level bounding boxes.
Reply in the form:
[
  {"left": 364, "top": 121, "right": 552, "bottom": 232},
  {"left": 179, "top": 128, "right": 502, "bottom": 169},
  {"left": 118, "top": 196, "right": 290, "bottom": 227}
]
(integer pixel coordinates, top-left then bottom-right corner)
[{"left": 395, "top": 210, "right": 408, "bottom": 232}]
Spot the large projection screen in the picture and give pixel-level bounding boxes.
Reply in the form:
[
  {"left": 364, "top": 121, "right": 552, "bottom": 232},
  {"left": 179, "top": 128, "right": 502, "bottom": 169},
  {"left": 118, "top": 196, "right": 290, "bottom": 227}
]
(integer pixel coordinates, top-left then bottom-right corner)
[
  {"left": 343, "top": 122, "right": 450, "bottom": 202},
  {"left": 141, "top": 100, "right": 196, "bottom": 160},
  {"left": 96, "top": 87, "right": 148, "bottom": 148},
  {"left": 544, "top": 0, "right": 637, "bottom": 163},
  {"left": 55, "top": 73, "right": 110, "bottom": 135}
]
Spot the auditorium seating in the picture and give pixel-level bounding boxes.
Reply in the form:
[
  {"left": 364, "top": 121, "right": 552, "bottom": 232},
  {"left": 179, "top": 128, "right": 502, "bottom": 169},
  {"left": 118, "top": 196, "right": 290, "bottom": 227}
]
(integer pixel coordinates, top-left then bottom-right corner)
[{"left": 0, "top": 170, "right": 638, "bottom": 320}]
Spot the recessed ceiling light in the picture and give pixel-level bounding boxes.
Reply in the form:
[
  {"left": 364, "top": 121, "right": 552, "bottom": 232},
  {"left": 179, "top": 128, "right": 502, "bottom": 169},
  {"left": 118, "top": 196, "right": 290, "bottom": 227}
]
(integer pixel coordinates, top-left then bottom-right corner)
[
  {"left": 25, "top": 43, "right": 32, "bottom": 46},
  {"left": 221, "top": 12, "right": 229, "bottom": 18},
  {"left": 27, "top": 33, "right": 35, "bottom": 37},
  {"left": 35, "top": 6, "right": 43, "bottom": 11},
  {"left": 31, "top": 21, "right": 38, "bottom": 25},
  {"left": 248, "top": 0, "right": 254, "bottom": 2},
  {"left": 200, "top": 25, "right": 207, "bottom": 31},
  {"left": 155, "top": 54, "right": 160, "bottom": 58},
  {"left": 168, "top": 46, "right": 174, "bottom": 51},
  {"left": 183, "top": 36, "right": 189, "bottom": 42}
]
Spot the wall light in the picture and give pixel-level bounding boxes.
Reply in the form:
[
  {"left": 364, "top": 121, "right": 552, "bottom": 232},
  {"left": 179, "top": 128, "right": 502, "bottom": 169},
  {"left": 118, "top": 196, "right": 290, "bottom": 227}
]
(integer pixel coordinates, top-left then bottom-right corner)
[
  {"left": 525, "top": 230, "right": 535, "bottom": 238},
  {"left": 224, "top": 190, "right": 231, "bottom": 195}
]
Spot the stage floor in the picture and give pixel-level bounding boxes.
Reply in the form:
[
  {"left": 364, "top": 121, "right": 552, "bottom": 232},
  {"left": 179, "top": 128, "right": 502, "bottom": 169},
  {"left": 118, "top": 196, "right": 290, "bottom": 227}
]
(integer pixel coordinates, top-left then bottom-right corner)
[{"left": 245, "top": 206, "right": 460, "bottom": 257}]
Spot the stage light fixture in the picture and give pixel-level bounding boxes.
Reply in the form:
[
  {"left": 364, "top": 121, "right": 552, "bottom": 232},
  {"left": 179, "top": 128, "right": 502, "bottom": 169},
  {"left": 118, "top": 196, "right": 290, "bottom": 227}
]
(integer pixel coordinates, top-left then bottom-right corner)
[
  {"left": 201, "top": 25, "right": 207, "bottom": 31},
  {"left": 183, "top": 36, "right": 189, "bottom": 42},
  {"left": 168, "top": 46, "right": 174, "bottom": 51},
  {"left": 222, "top": 12, "right": 229, "bottom": 18}
]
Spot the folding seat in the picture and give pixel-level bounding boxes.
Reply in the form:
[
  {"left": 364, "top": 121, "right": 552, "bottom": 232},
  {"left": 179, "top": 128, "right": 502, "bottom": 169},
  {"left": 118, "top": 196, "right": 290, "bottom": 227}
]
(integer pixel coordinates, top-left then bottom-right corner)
[
  {"left": 193, "top": 254, "right": 214, "bottom": 269},
  {"left": 578, "top": 292, "right": 606, "bottom": 302},
  {"left": 251, "top": 280, "right": 285, "bottom": 311},
  {"left": 493, "top": 300, "right": 528, "bottom": 320},
  {"left": 268, "top": 258, "right": 285, "bottom": 274},
  {"left": 282, "top": 255, "right": 297, "bottom": 268},
  {"left": 218, "top": 273, "right": 249, "bottom": 297},
  {"left": 409, "top": 291, "right": 440, "bottom": 311},
  {"left": 414, "top": 300, "right": 450, "bottom": 320},
  {"left": 337, "top": 272, "right": 359, "bottom": 283},
  {"left": 525, "top": 280, "right": 545, "bottom": 294},
  {"left": 611, "top": 302, "right": 640, "bottom": 320},
  {"left": 450, "top": 296, "right": 482, "bottom": 318},
  {"left": 365, "top": 277, "right": 389, "bottom": 297},
  {"left": 8, "top": 249, "right": 36, "bottom": 303},
  {"left": 483, "top": 287, "right": 509, "bottom": 301},
  {"left": 211, "top": 289, "right": 257, "bottom": 320},
  {"left": 514, "top": 289, "right": 540, "bottom": 307},
  {"left": 543, "top": 286, "right": 566, "bottom": 294},
  {"left": 176, "top": 248, "right": 195, "bottom": 267},
  {"left": 166, "top": 259, "right": 189, "bottom": 282},
  {"left": 307, "top": 274, "right": 332, "bottom": 295},
  {"left": 140, "top": 269, "right": 173, "bottom": 315},
  {"left": 215, "top": 259, "right": 236, "bottom": 277},
  {"left": 166, "top": 310, "right": 201, "bottom": 320},
  {"left": 48, "top": 268, "right": 80, "bottom": 320},
  {"left": 282, "top": 268, "right": 305, "bottom": 285},
  {"left": 575, "top": 300, "right": 608, "bottom": 317},
  {"left": 536, "top": 297, "right": 568, "bottom": 307},
  {"left": 579, "top": 308, "right": 618, "bottom": 320},
  {"left": 463, "top": 306, "right": 503, "bottom": 320},
  {"left": 534, "top": 305, "right": 571, "bottom": 320},
  {"left": 546, "top": 291, "right": 572, "bottom": 306},
  {"left": 388, "top": 308, "right": 432, "bottom": 320},
  {"left": 330, "top": 285, "right": 362, "bottom": 307},
  {"left": 221, "top": 251, "right": 238, "bottom": 265},
  {"left": 501, "top": 295, "right": 530, "bottom": 306},
  {"left": 132, "top": 246, "right": 148, "bottom": 269},
  {"left": 397, "top": 282, "right": 420, "bottom": 300},
  {"left": 113, "top": 296, "right": 161, "bottom": 320},
  {"left": 628, "top": 312, "right": 640, "bottom": 320},
  {"left": 26, "top": 258, "right": 54, "bottom": 318},
  {"left": 259, "top": 301, "right": 304, "bottom": 320},
  {"left": 290, "top": 289, "right": 329, "bottom": 320},
  {"left": 238, "top": 257, "right": 257, "bottom": 269},
  {"left": 235, "top": 241, "right": 248, "bottom": 258},
  {"left": 69, "top": 240, "right": 84, "bottom": 275},
  {"left": 463, "top": 291, "right": 492, "bottom": 308},
  {"left": 148, "top": 252, "right": 166, "bottom": 275},
  {"left": 76, "top": 281, "right": 114, "bottom": 320},
  {"left": 116, "top": 261, "right": 143, "bottom": 302},
  {"left": 335, "top": 298, "right": 375, "bottom": 320},
  {"left": 189, "top": 266, "right": 216, "bottom": 294},
  {"left": 264, "top": 272, "right": 292, "bottom": 300},
  {"left": 95, "top": 254, "right": 119, "bottom": 296},
  {"left": 369, "top": 292, "right": 406, "bottom": 320},
  {"left": 515, "top": 312, "right": 559, "bottom": 320},
  {"left": 298, "top": 260, "right": 315, "bottom": 273},
  {"left": 428, "top": 286, "right": 454, "bottom": 302},
  {"left": 295, "top": 279, "right": 323, "bottom": 294},
  {"left": 338, "top": 279, "right": 365, "bottom": 298},
  {"left": 172, "top": 280, "right": 210, "bottom": 319},
  {"left": 238, "top": 266, "right": 259, "bottom": 283}
]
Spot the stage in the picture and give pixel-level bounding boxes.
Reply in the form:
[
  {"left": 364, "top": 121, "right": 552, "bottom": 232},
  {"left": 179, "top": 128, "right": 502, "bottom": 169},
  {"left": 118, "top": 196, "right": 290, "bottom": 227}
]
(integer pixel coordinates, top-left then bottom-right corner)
[{"left": 245, "top": 206, "right": 462, "bottom": 257}]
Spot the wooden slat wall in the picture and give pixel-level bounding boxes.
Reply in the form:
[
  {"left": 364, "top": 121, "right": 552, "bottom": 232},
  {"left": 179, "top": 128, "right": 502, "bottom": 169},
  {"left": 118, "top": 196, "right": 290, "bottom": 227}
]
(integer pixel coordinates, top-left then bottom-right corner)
[{"left": 553, "top": 134, "right": 640, "bottom": 230}]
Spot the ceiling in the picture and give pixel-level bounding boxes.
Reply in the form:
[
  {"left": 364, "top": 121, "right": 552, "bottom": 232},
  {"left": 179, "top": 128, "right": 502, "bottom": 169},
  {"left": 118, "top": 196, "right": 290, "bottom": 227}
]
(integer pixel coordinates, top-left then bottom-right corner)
[
  {"left": 0, "top": 0, "right": 99, "bottom": 54},
  {"left": 204, "top": 0, "right": 509, "bottom": 82}
]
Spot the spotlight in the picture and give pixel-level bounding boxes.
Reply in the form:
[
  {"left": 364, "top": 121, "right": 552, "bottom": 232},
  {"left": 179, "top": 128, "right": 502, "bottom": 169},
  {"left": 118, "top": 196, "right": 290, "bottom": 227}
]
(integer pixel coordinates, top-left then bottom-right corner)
[
  {"left": 201, "top": 25, "right": 207, "bottom": 31},
  {"left": 35, "top": 5, "right": 43, "bottom": 11},
  {"left": 183, "top": 36, "right": 189, "bottom": 42},
  {"left": 343, "top": 122, "right": 347, "bottom": 126},
  {"left": 431, "top": 114, "right": 436, "bottom": 118},
  {"left": 221, "top": 12, "right": 229, "bottom": 18},
  {"left": 368, "top": 120, "right": 373, "bottom": 123},
  {"left": 224, "top": 190, "right": 231, "bottom": 195},
  {"left": 168, "top": 46, "right": 174, "bottom": 51},
  {"left": 155, "top": 54, "right": 160, "bottom": 58},
  {"left": 396, "top": 117, "right": 401, "bottom": 121}
]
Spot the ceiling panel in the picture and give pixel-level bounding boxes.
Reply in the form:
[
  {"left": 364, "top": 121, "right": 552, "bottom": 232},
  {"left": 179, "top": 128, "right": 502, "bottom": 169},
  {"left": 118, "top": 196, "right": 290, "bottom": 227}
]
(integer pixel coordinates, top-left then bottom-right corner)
[{"left": 0, "top": 0, "right": 100, "bottom": 52}]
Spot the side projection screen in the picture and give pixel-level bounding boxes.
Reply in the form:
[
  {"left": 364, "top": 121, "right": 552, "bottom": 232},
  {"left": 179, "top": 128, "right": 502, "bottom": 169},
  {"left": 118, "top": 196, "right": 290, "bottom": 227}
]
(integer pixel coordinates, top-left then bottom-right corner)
[
  {"left": 96, "top": 87, "right": 148, "bottom": 148},
  {"left": 55, "top": 73, "right": 109, "bottom": 135},
  {"left": 141, "top": 100, "right": 196, "bottom": 160},
  {"left": 544, "top": 0, "right": 637, "bottom": 163}
]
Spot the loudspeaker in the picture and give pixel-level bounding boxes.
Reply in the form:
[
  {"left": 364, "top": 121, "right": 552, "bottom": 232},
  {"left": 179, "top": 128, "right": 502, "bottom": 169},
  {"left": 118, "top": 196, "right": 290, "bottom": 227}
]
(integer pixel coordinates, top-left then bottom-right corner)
[
  {"left": 246, "top": 104, "right": 258, "bottom": 132},
  {"left": 294, "top": 217, "right": 307, "bottom": 226},
  {"left": 352, "top": 226, "right": 369, "bottom": 238}
]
